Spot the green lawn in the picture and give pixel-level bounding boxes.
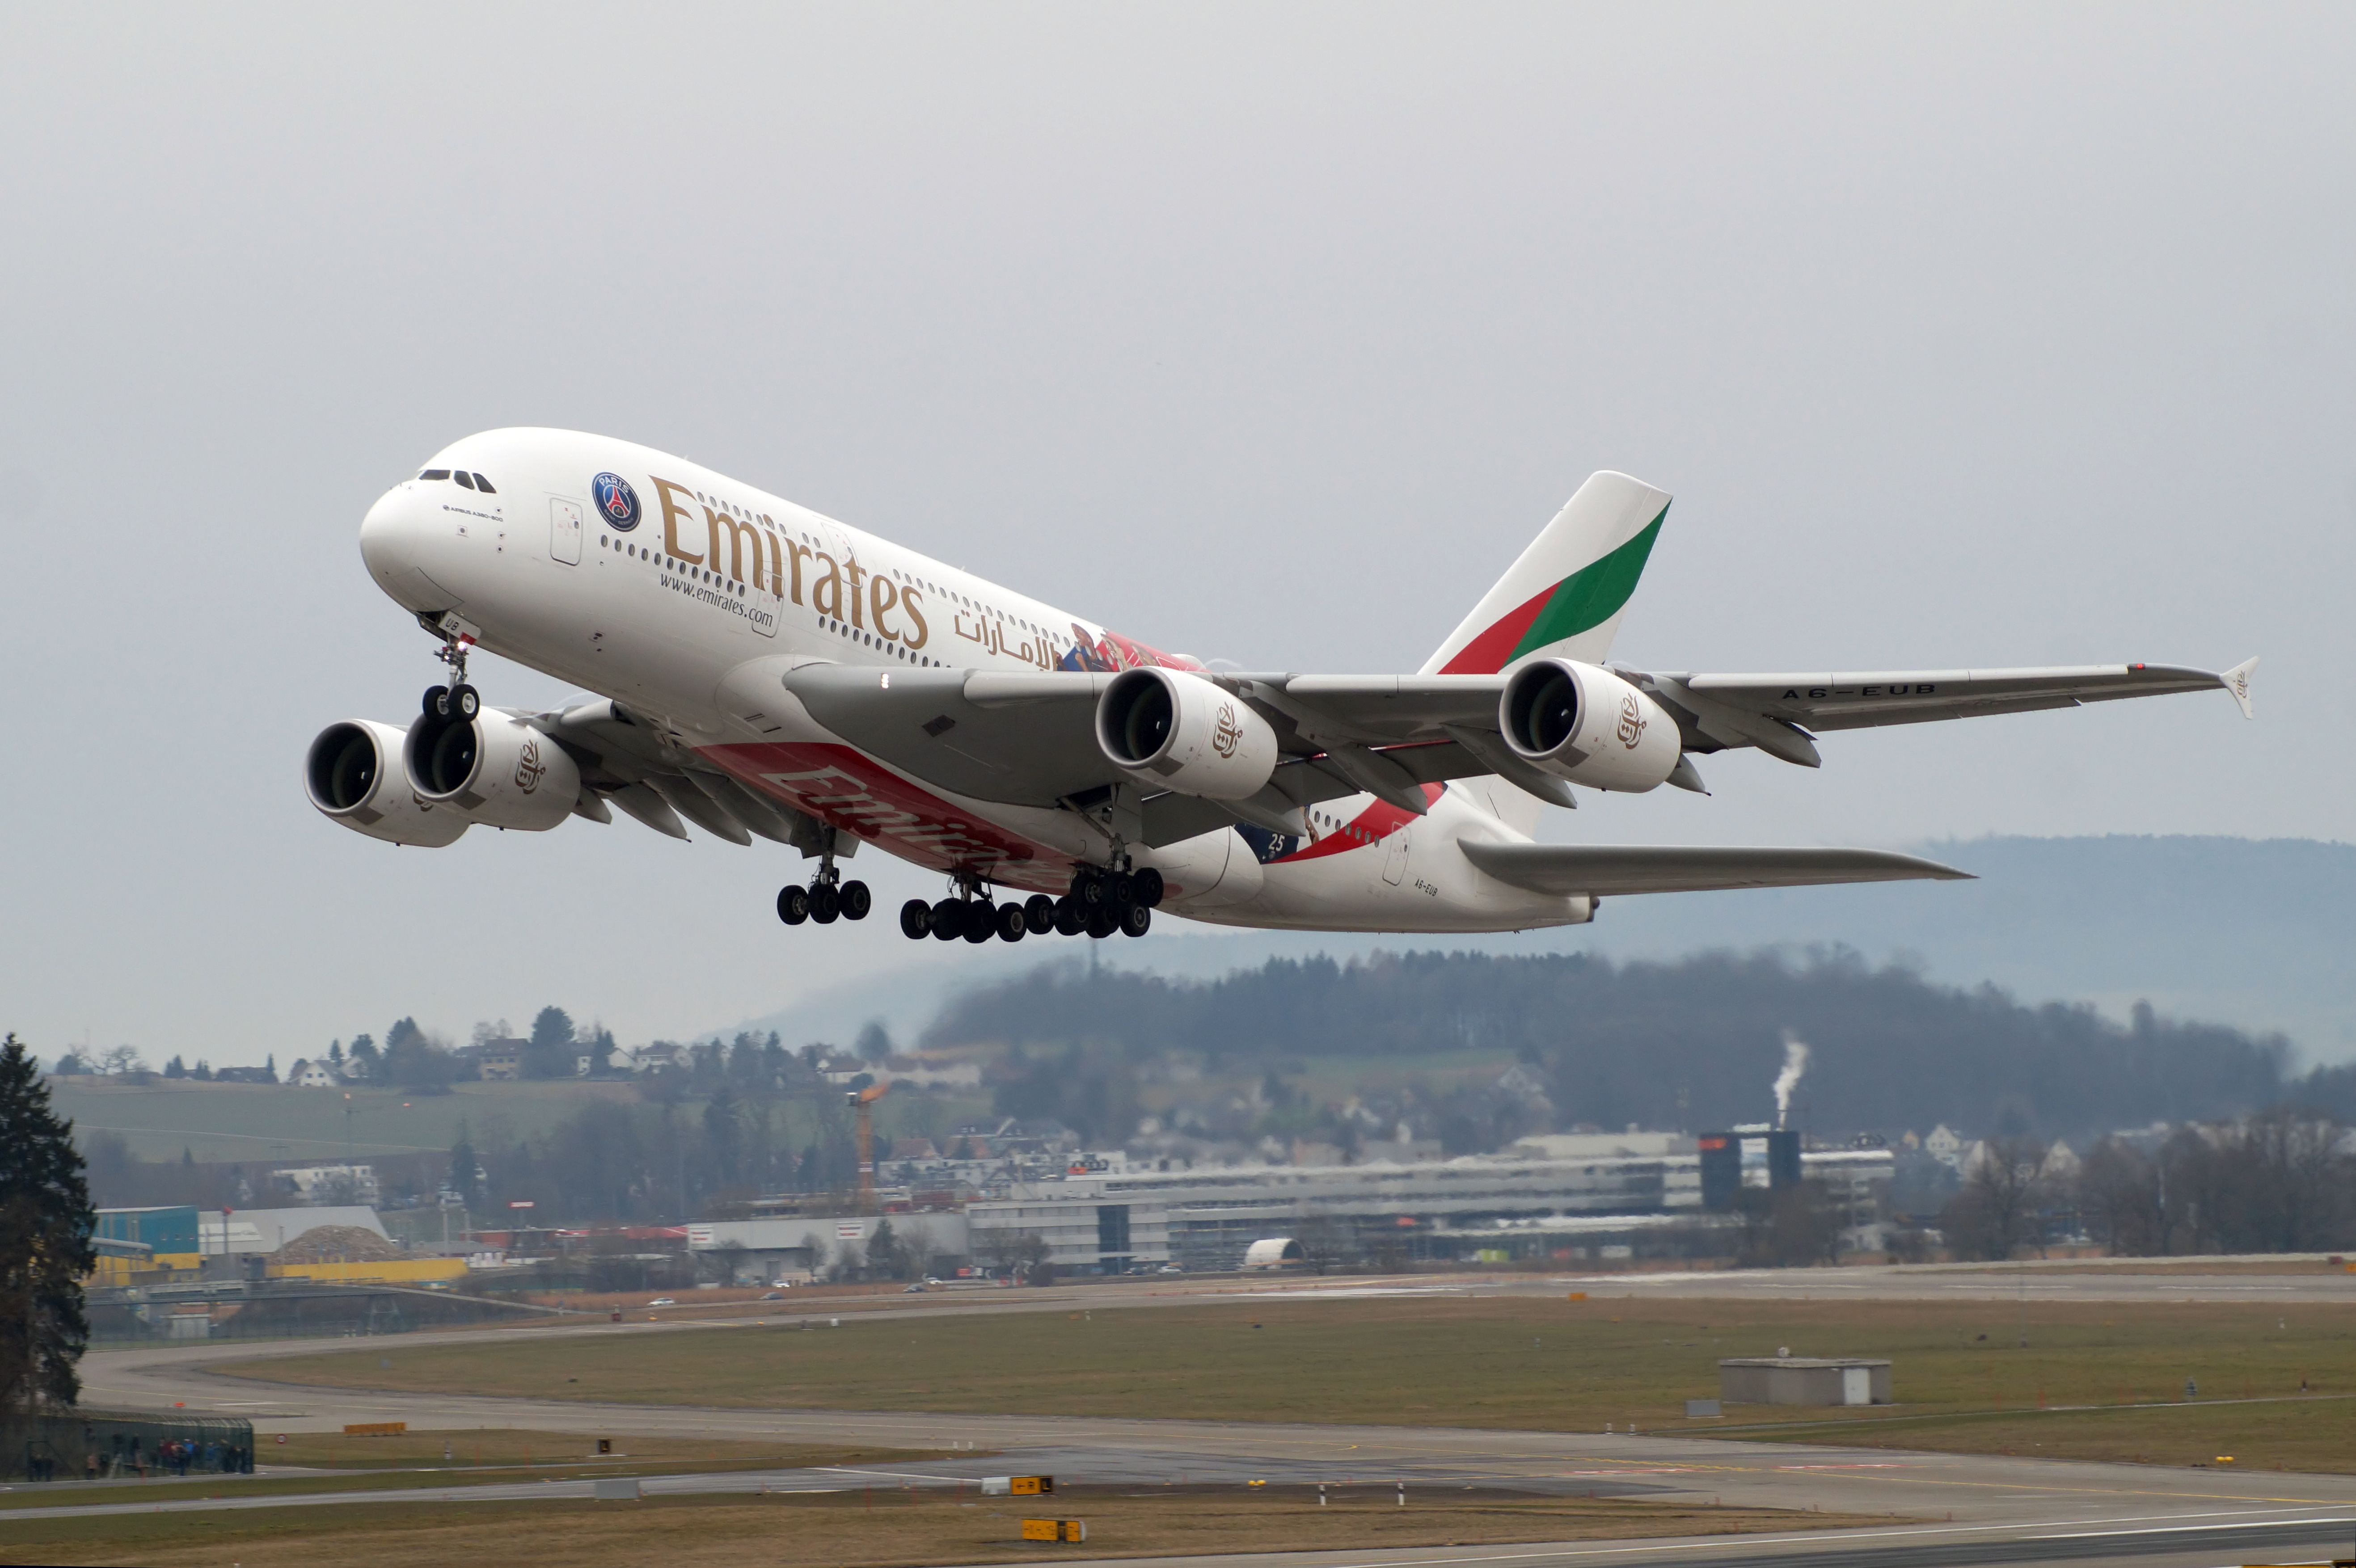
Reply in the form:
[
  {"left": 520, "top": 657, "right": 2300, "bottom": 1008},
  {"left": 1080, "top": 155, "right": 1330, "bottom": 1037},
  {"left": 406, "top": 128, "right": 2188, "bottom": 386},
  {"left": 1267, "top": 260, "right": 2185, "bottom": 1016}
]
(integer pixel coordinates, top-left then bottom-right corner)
[{"left": 222, "top": 1294, "right": 2356, "bottom": 1471}]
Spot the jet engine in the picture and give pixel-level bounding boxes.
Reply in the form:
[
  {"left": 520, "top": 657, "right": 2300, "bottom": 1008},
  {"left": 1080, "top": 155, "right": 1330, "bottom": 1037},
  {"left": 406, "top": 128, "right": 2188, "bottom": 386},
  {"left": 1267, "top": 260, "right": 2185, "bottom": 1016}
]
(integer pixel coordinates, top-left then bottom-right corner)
[
  {"left": 1499, "top": 658, "right": 1681, "bottom": 792},
  {"left": 1095, "top": 667, "right": 1277, "bottom": 801},
  {"left": 305, "top": 720, "right": 471, "bottom": 847},
  {"left": 403, "top": 708, "right": 582, "bottom": 831}
]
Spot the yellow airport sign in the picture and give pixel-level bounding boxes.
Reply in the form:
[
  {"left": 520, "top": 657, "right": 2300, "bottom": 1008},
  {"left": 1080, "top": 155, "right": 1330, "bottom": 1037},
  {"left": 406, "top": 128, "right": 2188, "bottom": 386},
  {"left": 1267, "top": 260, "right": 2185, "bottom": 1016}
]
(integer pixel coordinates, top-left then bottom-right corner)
[
  {"left": 1021, "top": 1518, "right": 1086, "bottom": 1542},
  {"left": 1011, "top": 1475, "right": 1054, "bottom": 1495}
]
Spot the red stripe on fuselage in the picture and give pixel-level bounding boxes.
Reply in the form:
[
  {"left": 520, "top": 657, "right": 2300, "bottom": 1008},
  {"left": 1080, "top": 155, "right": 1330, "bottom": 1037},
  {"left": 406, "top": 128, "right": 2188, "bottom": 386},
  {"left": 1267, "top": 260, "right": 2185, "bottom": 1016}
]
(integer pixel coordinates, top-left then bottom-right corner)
[
  {"left": 1269, "top": 783, "right": 1443, "bottom": 864},
  {"left": 699, "top": 741, "right": 1078, "bottom": 891}
]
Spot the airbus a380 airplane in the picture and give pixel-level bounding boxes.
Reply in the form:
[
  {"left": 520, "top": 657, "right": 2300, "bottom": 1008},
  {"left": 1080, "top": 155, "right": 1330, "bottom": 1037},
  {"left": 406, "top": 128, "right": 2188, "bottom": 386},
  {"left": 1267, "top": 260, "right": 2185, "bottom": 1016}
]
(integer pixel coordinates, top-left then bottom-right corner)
[{"left": 308, "top": 428, "right": 2257, "bottom": 944}]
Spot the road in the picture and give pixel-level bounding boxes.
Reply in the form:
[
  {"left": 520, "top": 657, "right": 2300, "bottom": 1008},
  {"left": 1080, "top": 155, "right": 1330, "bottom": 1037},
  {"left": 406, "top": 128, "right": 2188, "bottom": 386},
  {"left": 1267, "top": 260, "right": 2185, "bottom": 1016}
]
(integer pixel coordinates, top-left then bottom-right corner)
[{"left": 32, "top": 1308, "right": 2356, "bottom": 1568}]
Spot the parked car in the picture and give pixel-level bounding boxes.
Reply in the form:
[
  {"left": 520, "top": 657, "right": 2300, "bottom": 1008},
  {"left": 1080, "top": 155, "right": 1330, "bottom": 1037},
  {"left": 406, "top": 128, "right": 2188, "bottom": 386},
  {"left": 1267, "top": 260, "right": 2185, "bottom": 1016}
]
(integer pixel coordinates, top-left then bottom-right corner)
[
  {"left": 758, "top": 1290, "right": 783, "bottom": 1301},
  {"left": 647, "top": 1297, "right": 677, "bottom": 1307},
  {"left": 901, "top": 1283, "right": 926, "bottom": 1293},
  {"left": 1157, "top": 1264, "right": 1183, "bottom": 1274}
]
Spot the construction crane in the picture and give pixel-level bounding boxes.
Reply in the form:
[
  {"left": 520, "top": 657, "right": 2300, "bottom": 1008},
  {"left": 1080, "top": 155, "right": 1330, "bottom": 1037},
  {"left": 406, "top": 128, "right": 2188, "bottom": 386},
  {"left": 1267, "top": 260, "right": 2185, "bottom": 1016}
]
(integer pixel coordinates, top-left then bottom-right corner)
[{"left": 848, "top": 1080, "right": 891, "bottom": 1211}]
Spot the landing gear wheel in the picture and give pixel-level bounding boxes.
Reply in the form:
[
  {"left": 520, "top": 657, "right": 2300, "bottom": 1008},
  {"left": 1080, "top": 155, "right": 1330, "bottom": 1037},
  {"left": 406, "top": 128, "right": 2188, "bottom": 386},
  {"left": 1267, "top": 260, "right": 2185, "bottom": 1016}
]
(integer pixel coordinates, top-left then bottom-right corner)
[
  {"left": 930, "top": 898, "right": 963, "bottom": 941},
  {"left": 1023, "top": 894, "right": 1057, "bottom": 935},
  {"left": 450, "top": 684, "right": 481, "bottom": 721},
  {"left": 996, "top": 902, "right": 1028, "bottom": 942},
  {"left": 899, "top": 899, "right": 931, "bottom": 939},
  {"left": 1108, "top": 871, "right": 1136, "bottom": 909},
  {"left": 423, "top": 685, "right": 452, "bottom": 720},
  {"left": 962, "top": 903, "right": 994, "bottom": 944},
  {"left": 810, "top": 884, "right": 841, "bottom": 924},
  {"left": 839, "top": 881, "right": 872, "bottom": 921},
  {"left": 1073, "top": 872, "right": 1106, "bottom": 908},
  {"left": 777, "top": 886, "right": 811, "bottom": 925},
  {"left": 1133, "top": 868, "right": 1165, "bottom": 907},
  {"left": 1119, "top": 903, "right": 1152, "bottom": 938},
  {"left": 1085, "top": 904, "right": 1117, "bottom": 939},
  {"left": 1053, "top": 896, "right": 1083, "bottom": 936}
]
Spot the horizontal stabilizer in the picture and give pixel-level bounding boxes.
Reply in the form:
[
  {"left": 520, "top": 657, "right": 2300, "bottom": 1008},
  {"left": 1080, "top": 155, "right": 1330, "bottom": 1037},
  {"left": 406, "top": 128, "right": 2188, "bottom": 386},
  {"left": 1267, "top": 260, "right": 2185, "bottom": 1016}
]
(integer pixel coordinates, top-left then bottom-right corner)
[{"left": 1459, "top": 840, "right": 1971, "bottom": 898}]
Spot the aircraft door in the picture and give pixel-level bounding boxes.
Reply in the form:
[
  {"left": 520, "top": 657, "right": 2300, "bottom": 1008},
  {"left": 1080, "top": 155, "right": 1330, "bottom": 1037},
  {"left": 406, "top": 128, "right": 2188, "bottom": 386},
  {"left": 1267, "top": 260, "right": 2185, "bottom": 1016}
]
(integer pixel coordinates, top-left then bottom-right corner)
[
  {"left": 549, "top": 497, "right": 584, "bottom": 565},
  {"left": 1381, "top": 826, "right": 1411, "bottom": 886}
]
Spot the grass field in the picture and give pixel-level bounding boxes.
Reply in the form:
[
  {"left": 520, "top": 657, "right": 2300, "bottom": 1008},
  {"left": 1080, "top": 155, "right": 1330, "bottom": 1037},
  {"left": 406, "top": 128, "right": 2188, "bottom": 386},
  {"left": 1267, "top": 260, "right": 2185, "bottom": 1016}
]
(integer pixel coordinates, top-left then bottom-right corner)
[
  {"left": 225, "top": 1294, "right": 2356, "bottom": 1472},
  {"left": 0, "top": 1483, "right": 1886, "bottom": 1568},
  {"left": 52, "top": 1077, "right": 639, "bottom": 1162}
]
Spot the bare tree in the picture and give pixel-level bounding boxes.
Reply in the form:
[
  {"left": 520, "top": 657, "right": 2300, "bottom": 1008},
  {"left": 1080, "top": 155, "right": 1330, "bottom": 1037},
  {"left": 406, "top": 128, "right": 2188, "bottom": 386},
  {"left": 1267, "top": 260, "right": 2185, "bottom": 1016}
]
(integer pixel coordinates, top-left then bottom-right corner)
[{"left": 1942, "top": 1138, "right": 2048, "bottom": 1260}]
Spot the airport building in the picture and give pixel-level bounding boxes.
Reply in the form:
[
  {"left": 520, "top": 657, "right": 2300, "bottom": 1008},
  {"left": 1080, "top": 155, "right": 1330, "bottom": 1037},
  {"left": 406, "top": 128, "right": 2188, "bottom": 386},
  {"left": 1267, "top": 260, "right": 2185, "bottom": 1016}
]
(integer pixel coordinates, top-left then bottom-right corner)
[{"left": 958, "top": 1136, "right": 1893, "bottom": 1274}]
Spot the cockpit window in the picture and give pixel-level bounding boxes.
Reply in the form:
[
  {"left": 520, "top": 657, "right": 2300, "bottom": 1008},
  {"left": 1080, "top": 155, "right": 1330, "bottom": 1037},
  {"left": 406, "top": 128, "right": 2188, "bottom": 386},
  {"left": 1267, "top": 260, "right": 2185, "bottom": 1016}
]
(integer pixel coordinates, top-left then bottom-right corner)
[
  {"left": 454, "top": 471, "right": 476, "bottom": 489},
  {"left": 471, "top": 473, "right": 496, "bottom": 493},
  {"left": 419, "top": 469, "right": 451, "bottom": 481}
]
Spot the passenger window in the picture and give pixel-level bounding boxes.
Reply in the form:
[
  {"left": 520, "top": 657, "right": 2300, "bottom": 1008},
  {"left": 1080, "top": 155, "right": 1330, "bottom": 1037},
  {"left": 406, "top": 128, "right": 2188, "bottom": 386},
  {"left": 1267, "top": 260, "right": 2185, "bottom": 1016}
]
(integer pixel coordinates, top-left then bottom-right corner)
[
  {"left": 421, "top": 469, "right": 451, "bottom": 481},
  {"left": 454, "top": 471, "right": 476, "bottom": 489},
  {"left": 472, "top": 473, "right": 495, "bottom": 493}
]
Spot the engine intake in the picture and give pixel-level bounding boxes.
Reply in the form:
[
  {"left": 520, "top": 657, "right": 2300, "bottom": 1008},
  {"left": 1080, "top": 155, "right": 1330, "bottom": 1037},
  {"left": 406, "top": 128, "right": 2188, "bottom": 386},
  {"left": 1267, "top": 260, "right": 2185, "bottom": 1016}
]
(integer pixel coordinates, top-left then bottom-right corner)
[
  {"left": 304, "top": 720, "right": 469, "bottom": 846},
  {"left": 1499, "top": 658, "right": 1680, "bottom": 792},
  {"left": 1095, "top": 667, "right": 1276, "bottom": 801},
  {"left": 403, "top": 709, "right": 581, "bottom": 831}
]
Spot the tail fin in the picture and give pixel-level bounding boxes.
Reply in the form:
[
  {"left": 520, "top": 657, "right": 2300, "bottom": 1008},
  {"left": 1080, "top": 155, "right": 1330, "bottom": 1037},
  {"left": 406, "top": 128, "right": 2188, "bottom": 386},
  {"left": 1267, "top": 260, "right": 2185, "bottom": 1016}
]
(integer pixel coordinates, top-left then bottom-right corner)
[{"left": 1420, "top": 472, "right": 1671, "bottom": 676}]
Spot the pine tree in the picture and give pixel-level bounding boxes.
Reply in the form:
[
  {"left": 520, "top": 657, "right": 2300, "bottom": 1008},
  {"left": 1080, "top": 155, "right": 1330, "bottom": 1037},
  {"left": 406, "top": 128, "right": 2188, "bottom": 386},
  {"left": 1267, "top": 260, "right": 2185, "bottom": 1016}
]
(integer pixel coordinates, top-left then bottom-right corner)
[{"left": 0, "top": 1034, "right": 97, "bottom": 1412}]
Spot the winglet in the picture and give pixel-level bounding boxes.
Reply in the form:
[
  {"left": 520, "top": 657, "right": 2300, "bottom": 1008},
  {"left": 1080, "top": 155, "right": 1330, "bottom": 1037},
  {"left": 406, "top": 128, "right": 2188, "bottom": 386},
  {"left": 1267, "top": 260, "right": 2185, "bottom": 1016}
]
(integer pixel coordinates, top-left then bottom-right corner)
[{"left": 2221, "top": 655, "right": 2258, "bottom": 720}]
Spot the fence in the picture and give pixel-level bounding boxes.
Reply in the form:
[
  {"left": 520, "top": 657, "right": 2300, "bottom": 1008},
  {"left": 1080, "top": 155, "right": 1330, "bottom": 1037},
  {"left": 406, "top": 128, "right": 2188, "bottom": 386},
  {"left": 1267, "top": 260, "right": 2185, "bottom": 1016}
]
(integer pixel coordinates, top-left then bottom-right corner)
[{"left": 5, "top": 1409, "right": 256, "bottom": 1483}]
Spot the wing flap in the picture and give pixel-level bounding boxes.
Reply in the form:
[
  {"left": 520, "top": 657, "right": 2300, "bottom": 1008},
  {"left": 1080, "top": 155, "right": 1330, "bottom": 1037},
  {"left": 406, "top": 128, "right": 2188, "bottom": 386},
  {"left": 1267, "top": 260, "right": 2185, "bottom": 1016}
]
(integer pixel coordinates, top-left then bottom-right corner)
[{"left": 1459, "top": 840, "right": 1971, "bottom": 897}]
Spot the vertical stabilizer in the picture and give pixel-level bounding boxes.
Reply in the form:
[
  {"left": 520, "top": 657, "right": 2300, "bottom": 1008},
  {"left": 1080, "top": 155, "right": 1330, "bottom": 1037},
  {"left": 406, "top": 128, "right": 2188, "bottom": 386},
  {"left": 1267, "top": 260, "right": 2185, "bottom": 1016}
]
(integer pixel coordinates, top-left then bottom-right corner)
[{"left": 1420, "top": 472, "right": 1671, "bottom": 676}]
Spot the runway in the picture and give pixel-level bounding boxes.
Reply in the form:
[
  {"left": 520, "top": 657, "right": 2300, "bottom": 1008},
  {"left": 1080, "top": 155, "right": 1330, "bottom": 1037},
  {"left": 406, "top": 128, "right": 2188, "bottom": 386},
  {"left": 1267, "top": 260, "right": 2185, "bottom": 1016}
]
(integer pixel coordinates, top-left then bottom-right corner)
[{"left": 37, "top": 1312, "right": 2356, "bottom": 1568}]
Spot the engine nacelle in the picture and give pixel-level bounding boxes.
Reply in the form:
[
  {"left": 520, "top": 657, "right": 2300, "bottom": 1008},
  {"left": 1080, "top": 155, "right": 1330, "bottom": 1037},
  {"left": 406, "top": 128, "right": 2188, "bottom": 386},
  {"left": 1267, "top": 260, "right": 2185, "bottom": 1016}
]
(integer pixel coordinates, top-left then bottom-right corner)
[
  {"left": 403, "top": 709, "right": 581, "bottom": 831},
  {"left": 1499, "top": 658, "right": 1681, "bottom": 792},
  {"left": 305, "top": 721, "right": 471, "bottom": 847},
  {"left": 1095, "top": 667, "right": 1277, "bottom": 801}
]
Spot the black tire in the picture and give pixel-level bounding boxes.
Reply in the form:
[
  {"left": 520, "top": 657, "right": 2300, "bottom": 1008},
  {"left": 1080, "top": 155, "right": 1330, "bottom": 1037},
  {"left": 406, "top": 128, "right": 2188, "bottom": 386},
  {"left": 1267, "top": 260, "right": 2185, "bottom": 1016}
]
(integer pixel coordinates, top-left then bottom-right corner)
[
  {"left": 1109, "top": 871, "right": 1136, "bottom": 908},
  {"left": 840, "top": 881, "right": 872, "bottom": 921},
  {"left": 930, "top": 898, "right": 963, "bottom": 941},
  {"left": 777, "top": 886, "right": 810, "bottom": 926},
  {"left": 1086, "top": 905, "right": 1117, "bottom": 939},
  {"left": 1023, "top": 894, "right": 1057, "bottom": 935},
  {"left": 1073, "top": 871, "right": 1106, "bottom": 907},
  {"left": 1120, "top": 902, "right": 1152, "bottom": 938},
  {"left": 810, "top": 884, "right": 841, "bottom": 924},
  {"left": 451, "top": 684, "right": 481, "bottom": 720},
  {"left": 996, "top": 902, "right": 1028, "bottom": 942},
  {"left": 898, "top": 898, "right": 931, "bottom": 939},
  {"left": 423, "top": 685, "right": 452, "bottom": 719},
  {"left": 962, "top": 903, "right": 994, "bottom": 944},
  {"left": 1134, "top": 868, "right": 1165, "bottom": 907},
  {"left": 1053, "top": 896, "right": 1083, "bottom": 936}
]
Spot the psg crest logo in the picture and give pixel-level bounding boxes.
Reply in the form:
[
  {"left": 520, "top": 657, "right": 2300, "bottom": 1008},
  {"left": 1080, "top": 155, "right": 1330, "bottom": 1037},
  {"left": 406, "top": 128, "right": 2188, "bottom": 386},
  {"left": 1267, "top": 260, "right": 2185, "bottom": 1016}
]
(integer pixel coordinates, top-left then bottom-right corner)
[{"left": 592, "top": 472, "right": 640, "bottom": 531}]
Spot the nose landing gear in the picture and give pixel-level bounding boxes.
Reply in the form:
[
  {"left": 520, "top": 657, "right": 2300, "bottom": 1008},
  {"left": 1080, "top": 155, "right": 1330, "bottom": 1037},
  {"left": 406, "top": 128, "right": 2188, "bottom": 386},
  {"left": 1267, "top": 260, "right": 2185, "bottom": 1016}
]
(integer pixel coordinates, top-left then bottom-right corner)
[{"left": 419, "top": 613, "right": 482, "bottom": 722}]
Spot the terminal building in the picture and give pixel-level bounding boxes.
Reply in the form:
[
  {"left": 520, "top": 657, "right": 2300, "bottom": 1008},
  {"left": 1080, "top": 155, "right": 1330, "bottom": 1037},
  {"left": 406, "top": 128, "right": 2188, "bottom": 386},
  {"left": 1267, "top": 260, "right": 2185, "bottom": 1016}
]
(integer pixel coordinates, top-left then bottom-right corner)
[{"left": 962, "top": 1135, "right": 1892, "bottom": 1275}]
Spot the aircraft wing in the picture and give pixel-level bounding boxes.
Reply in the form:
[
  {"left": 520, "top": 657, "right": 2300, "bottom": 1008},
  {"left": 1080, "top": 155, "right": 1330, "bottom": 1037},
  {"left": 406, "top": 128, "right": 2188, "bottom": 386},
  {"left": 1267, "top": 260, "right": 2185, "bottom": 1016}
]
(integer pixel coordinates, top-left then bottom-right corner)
[
  {"left": 1644, "top": 659, "right": 2255, "bottom": 766},
  {"left": 777, "top": 665, "right": 1517, "bottom": 843},
  {"left": 1459, "top": 840, "right": 1972, "bottom": 897}
]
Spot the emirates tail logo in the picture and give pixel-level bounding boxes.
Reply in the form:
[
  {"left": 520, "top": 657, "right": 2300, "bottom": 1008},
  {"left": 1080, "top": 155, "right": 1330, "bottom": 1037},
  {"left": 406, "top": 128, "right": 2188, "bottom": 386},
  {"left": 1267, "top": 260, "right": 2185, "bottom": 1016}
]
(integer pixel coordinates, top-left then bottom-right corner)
[
  {"left": 1616, "top": 693, "right": 1647, "bottom": 750},
  {"left": 515, "top": 738, "right": 548, "bottom": 793},
  {"left": 1211, "top": 702, "right": 1242, "bottom": 759}
]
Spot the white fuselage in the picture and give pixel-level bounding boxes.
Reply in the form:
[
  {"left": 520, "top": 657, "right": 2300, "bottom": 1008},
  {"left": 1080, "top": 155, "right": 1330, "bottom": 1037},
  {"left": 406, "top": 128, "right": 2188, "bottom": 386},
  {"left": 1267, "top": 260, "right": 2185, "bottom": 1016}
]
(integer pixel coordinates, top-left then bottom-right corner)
[{"left": 355, "top": 427, "right": 1587, "bottom": 933}]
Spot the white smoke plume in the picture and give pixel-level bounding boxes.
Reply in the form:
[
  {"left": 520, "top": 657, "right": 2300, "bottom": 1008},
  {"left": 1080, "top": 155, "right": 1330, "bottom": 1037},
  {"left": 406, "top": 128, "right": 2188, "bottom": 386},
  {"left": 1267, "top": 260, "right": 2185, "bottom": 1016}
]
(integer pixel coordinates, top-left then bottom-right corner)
[{"left": 1773, "top": 1032, "right": 1811, "bottom": 1130}]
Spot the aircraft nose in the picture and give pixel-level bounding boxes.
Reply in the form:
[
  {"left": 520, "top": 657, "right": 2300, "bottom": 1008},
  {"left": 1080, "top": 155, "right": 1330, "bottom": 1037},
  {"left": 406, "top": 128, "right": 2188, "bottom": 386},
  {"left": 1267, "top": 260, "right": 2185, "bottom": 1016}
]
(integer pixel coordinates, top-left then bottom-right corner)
[
  {"left": 359, "top": 485, "right": 418, "bottom": 578},
  {"left": 358, "top": 484, "right": 460, "bottom": 614}
]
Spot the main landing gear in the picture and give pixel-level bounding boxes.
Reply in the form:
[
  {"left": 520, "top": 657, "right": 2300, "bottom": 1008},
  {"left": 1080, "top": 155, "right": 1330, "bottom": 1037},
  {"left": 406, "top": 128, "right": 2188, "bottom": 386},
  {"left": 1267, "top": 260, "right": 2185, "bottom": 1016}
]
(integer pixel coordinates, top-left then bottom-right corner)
[
  {"left": 776, "top": 851, "right": 870, "bottom": 928},
  {"left": 897, "top": 864, "right": 1162, "bottom": 943}
]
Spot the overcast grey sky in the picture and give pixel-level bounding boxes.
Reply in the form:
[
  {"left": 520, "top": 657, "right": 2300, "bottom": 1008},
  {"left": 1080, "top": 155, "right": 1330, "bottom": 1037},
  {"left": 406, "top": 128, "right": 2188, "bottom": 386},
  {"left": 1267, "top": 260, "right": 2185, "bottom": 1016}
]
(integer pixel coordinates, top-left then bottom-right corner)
[{"left": 2, "top": 5, "right": 2347, "bottom": 1067}]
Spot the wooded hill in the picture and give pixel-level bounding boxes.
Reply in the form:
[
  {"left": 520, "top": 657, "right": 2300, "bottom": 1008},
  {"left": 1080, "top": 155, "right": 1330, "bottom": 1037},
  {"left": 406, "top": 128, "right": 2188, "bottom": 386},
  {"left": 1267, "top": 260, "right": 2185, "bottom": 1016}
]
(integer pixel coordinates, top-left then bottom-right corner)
[{"left": 925, "top": 948, "right": 2311, "bottom": 1142}]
